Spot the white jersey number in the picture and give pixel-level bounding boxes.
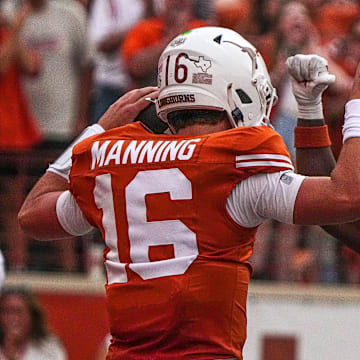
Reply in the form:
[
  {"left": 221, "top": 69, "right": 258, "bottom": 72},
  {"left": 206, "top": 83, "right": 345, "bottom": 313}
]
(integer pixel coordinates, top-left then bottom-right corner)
[{"left": 94, "top": 168, "right": 198, "bottom": 284}]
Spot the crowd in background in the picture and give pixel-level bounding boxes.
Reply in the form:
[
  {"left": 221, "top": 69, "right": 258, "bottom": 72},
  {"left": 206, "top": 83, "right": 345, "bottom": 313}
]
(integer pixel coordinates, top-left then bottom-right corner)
[{"left": 1, "top": 0, "right": 360, "bottom": 284}]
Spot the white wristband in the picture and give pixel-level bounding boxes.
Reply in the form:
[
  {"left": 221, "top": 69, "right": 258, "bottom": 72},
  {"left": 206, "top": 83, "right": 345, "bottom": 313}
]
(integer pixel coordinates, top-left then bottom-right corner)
[
  {"left": 342, "top": 99, "right": 360, "bottom": 143},
  {"left": 47, "top": 124, "right": 105, "bottom": 181},
  {"left": 297, "top": 102, "right": 324, "bottom": 120}
]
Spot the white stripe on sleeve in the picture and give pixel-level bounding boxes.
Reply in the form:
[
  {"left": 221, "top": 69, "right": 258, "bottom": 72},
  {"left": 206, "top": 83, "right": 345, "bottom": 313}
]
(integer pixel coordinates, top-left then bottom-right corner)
[
  {"left": 56, "top": 191, "right": 94, "bottom": 236},
  {"left": 235, "top": 153, "right": 294, "bottom": 171},
  {"left": 235, "top": 154, "right": 292, "bottom": 162},
  {"left": 236, "top": 161, "right": 294, "bottom": 170}
]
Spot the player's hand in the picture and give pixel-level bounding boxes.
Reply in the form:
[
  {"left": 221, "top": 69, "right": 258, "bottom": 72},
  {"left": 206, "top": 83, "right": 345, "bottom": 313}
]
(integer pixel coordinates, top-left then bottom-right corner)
[
  {"left": 98, "top": 86, "right": 159, "bottom": 131},
  {"left": 286, "top": 54, "right": 335, "bottom": 119}
]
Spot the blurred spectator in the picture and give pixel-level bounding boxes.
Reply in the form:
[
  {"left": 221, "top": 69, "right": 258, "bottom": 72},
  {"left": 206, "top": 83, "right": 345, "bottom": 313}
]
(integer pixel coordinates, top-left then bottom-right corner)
[
  {"left": 269, "top": 1, "right": 321, "bottom": 157},
  {"left": 252, "top": 0, "right": 284, "bottom": 36},
  {"left": 75, "top": 0, "right": 93, "bottom": 12},
  {"left": 88, "top": 0, "right": 145, "bottom": 123},
  {"left": 0, "top": 3, "right": 41, "bottom": 151},
  {"left": 312, "top": 0, "right": 360, "bottom": 45},
  {"left": 340, "top": 246, "right": 360, "bottom": 284},
  {"left": 122, "top": 0, "right": 207, "bottom": 88},
  {"left": 0, "top": 0, "right": 94, "bottom": 272},
  {"left": 251, "top": 220, "right": 299, "bottom": 281},
  {"left": 299, "top": 0, "right": 327, "bottom": 22},
  {"left": 327, "top": 18, "right": 360, "bottom": 77},
  {"left": 252, "top": 221, "right": 340, "bottom": 283},
  {"left": 323, "top": 17, "right": 360, "bottom": 159},
  {"left": 141, "top": 0, "right": 215, "bottom": 20},
  {"left": 0, "top": 3, "right": 42, "bottom": 272},
  {"left": 17, "top": 0, "right": 94, "bottom": 142},
  {"left": 0, "top": 252, "right": 4, "bottom": 291},
  {"left": 214, "top": 0, "right": 252, "bottom": 35},
  {"left": 18, "top": 0, "right": 94, "bottom": 272},
  {"left": 268, "top": 1, "right": 351, "bottom": 159},
  {"left": 194, "top": 0, "right": 216, "bottom": 22},
  {"left": 250, "top": 0, "right": 285, "bottom": 66},
  {"left": 0, "top": 288, "right": 67, "bottom": 360}
]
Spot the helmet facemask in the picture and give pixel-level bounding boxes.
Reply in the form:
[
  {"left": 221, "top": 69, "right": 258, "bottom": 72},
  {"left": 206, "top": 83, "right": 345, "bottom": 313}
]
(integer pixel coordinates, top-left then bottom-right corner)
[{"left": 225, "top": 44, "right": 278, "bottom": 127}]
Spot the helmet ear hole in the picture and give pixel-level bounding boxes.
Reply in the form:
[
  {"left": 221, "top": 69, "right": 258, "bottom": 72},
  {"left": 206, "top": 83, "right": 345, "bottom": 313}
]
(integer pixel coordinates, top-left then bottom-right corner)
[{"left": 235, "top": 89, "right": 253, "bottom": 104}]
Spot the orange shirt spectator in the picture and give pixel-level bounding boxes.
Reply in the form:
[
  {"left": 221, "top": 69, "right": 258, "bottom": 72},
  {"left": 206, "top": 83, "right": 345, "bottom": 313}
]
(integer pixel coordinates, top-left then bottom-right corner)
[
  {"left": 0, "top": 11, "right": 41, "bottom": 151},
  {"left": 214, "top": 0, "right": 252, "bottom": 35},
  {"left": 0, "top": 58, "right": 41, "bottom": 150},
  {"left": 314, "top": 0, "right": 360, "bottom": 44},
  {"left": 122, "top": 17, "right": 206, "bottom": 79},
  {"left": 122, "top": 0, "right": 207, "bottom": 88}
]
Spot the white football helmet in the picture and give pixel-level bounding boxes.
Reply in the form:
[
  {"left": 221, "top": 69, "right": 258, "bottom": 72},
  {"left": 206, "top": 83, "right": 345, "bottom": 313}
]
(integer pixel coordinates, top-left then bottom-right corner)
[{"left": 156, "top": 26, "right": 278, "bottom": 128}]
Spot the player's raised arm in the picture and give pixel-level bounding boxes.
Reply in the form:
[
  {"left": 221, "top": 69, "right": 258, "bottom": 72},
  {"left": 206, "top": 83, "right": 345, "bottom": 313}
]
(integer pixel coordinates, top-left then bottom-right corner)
[
  {"left": 290, "top": 54, "right": 360, "bottom": 225},
  {"left": 288, "top": 54, "right": 360, "bottom": 253},
  {"left": 18, "top": 87, "right": 158, "bottom": 240},
  {"left": 287, "top": 54, "right": 337, "bottom": 176}
]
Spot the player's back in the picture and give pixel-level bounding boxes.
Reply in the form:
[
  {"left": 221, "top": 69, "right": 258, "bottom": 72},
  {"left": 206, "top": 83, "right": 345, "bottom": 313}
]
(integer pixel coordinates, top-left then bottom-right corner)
[{"left": 69, "top": 122, "right": 292, "bottom": 360}]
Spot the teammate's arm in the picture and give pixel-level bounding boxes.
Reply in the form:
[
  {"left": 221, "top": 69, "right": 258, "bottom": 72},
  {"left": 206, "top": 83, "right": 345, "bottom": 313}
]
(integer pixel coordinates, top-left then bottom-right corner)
[
  {"left": 292, "top": 137, "right": 360, "bottom": 225},
  {"left": 18, "top": 87, "right": 158, "bottom": 240},
  {"left": 294, "top": 118, "right": 360, "bottom": 253},
  {"left": 288, "top": 54, "right": 360, "bottom": 253}
]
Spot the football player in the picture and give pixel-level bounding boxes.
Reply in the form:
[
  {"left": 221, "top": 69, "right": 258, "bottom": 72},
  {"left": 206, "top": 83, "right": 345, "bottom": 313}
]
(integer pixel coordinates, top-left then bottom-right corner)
[{"left": 18, "top": 27, "right": 360, "bottom": 359}]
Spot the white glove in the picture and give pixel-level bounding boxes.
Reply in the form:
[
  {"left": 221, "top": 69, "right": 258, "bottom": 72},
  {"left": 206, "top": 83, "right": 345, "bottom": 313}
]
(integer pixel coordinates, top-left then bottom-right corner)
[{"left": 286, "top": 54, "right": 336, "bottom": 120}]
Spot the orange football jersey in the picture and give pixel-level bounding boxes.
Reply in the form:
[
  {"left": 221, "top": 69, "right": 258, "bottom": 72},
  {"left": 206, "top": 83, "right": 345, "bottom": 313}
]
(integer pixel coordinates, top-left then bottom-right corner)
[{"left": 69, "top": 122, "right": 293, "bottom": 360}]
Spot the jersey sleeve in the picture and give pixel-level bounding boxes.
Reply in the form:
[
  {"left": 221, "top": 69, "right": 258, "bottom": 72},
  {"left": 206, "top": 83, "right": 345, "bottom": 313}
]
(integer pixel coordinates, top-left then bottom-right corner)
[
  {"left": 226, "top": 170, "right": 305, "bottom": 227},
  {"left": 232, "top": 126, "right": 294, "bottom": 176}
]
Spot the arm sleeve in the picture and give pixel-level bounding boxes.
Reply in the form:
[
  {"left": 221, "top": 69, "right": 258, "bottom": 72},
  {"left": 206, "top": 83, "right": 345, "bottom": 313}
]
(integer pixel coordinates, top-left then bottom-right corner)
[
  {"left": 56, "top": 190, "right": 94, "bottom": 236},
  {"left": 226, "top": 171, "right": 306, "bottom": 228}
]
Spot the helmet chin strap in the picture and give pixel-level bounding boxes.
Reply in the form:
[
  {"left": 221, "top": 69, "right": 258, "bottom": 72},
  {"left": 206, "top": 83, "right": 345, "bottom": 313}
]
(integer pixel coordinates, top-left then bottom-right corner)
[
  {"left": 227, "top": 83, "right": 244, "bottom": 127},
  {"left": 167, "top": 123, "right": 176, "bottom": 134}
]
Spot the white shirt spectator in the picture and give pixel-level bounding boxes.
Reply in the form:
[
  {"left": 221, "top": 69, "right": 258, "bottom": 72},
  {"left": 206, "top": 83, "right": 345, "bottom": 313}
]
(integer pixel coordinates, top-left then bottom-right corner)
[
  {"left": 20, "top": 1, "right": 94, "bottom": 141},
  {"left": 88, "top": 0, "right": 144, "bottom": 89}
]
